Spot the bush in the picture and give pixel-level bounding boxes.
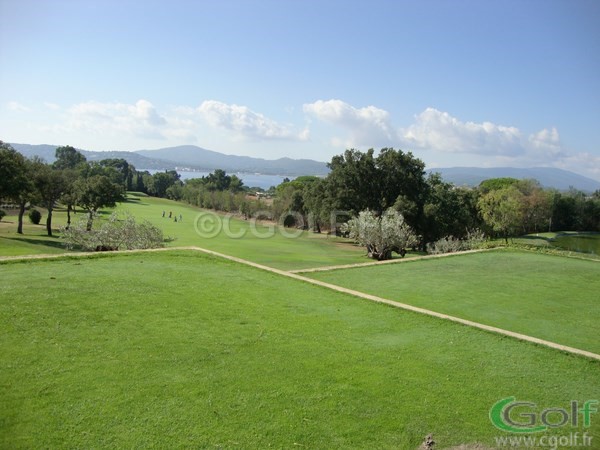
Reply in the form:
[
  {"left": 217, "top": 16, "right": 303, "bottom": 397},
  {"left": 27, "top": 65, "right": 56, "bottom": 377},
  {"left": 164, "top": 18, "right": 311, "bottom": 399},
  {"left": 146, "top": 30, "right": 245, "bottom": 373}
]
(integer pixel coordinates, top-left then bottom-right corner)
[
  {"left": 426, "top": 229, "right": 486, "bottom": 255},
  {"left": 61, "top": 212, "right": 165, "bottom": 251},
  {"left": 0, "top": 210, "right": 5, "bottom": 222},
  {"left": 28, "top": 209, "right": 42, "bottom": 224}
]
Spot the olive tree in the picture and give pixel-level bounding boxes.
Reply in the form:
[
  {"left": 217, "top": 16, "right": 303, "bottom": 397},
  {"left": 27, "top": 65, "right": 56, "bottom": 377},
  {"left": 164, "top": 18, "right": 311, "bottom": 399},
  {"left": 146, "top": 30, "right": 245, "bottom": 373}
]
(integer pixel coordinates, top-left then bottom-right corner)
[{"left": 342, "top": 208, "right": 418, "bottom": 260}]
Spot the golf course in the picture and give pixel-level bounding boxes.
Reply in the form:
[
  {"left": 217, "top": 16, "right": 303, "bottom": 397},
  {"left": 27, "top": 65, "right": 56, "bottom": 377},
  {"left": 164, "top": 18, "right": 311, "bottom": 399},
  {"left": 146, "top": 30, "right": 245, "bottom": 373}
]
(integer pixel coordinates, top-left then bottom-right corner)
[{"left": 1, "top": 195, "right": 599, "bottom": 449}]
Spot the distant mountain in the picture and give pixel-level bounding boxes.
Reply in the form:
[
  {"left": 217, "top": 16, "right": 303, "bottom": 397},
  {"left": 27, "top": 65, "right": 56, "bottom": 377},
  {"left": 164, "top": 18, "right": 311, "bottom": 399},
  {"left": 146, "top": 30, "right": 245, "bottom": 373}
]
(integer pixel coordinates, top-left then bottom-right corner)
[
  {"left": 135, "top": 145, "right": 329, "bottom": 176},
  {"left": 10, "top": 143, "right": 328, "bottom": 176},
  {"left": 10, "top": 143, "right": 177, "bottom": 170},
  {"left": 429, "top": 167, "right": 600, "bottom": 192}
]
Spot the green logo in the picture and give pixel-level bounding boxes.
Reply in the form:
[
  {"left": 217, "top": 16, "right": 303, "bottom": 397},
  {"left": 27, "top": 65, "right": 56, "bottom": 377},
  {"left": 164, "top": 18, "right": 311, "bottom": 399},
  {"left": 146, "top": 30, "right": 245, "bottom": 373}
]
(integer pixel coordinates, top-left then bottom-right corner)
[{"left": 490, "top": 397, "right": 598, "bottom": 434}]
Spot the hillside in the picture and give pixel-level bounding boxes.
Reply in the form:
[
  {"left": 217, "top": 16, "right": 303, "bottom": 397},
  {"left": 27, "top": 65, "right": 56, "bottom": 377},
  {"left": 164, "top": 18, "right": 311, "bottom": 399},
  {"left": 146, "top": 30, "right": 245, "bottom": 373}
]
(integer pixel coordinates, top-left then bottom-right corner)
[
  {"left": 429, "top": 166, "right": 600, "bottom": 192},
  {"left": 9, "top": 143, "right": 177, "bottom": 170},
  {"left": 135, "top": 145, "right": 329, "bottom": 176},
  {"left": 10, "top": 143, "right": 328, "bottom": 176}
]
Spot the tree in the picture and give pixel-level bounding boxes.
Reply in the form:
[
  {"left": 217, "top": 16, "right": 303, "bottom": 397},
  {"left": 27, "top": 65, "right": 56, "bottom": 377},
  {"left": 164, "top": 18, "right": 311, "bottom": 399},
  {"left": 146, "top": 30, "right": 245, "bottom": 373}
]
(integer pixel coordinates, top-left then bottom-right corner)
[
  {"left": 477, "top": 186, "right": 524, "bottom": 242},
  {"left": 478, "top": 177, "right": 519, "bottom": 194},
  {"left": 53, "top": 145, "right": 87, "bottom": 170},
  {"left": 342, "top": 208, "right": 418, "bottom": 260},
  {"left": 516, "top": 179, "right": 552, "bottom": 233},
  {"left": 303, "top": 177, "right": 334, "bottom": 233},
  {"left": 150, "top": 171, "right": 180, "bottom": 197},
  {"left": 422, "top": 173, "right": 481, "bottom": 243},
  {"left": 323, "top": 148, "right": 428, "bottom": 241},
  {"left": 32, "top": 162, "right": 67, "bottom": 236},
  {"left": 326, "top": 149, "right": 380, "bottom": 215},
  {"left": 0, "top": 142, "right": 30, "bottom": 206},
  {"left": 96, "top": 158, "right": 135, "bottom": 190},
  {"left": 74, "top": 175, "right": 124, "bottom": 230},
  {"left": 0, "top": 146, "right": 39, "bottom": 234}
]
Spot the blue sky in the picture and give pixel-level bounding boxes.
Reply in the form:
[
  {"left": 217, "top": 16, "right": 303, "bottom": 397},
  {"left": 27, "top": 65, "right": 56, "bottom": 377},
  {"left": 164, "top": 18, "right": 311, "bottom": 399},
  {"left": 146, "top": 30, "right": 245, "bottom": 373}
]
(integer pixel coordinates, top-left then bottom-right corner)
[{"left": 1, "top": 0, "right": 599, "bottom": 180}]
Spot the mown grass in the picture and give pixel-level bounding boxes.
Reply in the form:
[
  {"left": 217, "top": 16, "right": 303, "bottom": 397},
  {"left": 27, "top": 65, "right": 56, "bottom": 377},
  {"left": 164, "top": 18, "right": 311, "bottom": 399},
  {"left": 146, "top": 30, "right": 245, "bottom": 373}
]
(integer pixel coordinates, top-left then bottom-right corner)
[
  {"left": 307, "top": 249, "right": 600, "bottom": 354},
  {"left": 1, "top": 195, "right": 375, "bottom": 270},
  {"left": 1, "top": 251, "right": 598, "bottom": 448},
  {"left": 0, "top": 210, "right": 69, "bottom": 256},
  {"left": 112, "top": 195, "right": 388, "bottom": 270}
]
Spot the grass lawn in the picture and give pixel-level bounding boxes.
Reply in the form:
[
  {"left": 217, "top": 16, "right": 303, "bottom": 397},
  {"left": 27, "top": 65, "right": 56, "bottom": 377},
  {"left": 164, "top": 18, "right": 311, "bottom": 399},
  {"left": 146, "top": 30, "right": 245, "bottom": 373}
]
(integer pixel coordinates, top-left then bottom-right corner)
[
  {"left": 307, "top": 249, "right": 600, "bottom": 355},
  {"left": 113, "top": 194, "right": 379, "bottom": 270},
  {"left": 1, "top": 251, "right": 598, "bottom": 448},
  {"left": 1, "top": 195, "right": 376, "bottom": 270},
  {"left": 0, "top": 211, "right": 68, "bottom": 256}
]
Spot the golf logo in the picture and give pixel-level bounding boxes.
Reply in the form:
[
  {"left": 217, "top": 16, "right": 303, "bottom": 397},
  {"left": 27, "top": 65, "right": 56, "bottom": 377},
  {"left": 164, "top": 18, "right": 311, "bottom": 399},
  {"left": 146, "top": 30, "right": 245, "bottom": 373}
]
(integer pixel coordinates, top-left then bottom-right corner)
[{"left": 490, "top": 397, "right": 598, "bottom": 433}]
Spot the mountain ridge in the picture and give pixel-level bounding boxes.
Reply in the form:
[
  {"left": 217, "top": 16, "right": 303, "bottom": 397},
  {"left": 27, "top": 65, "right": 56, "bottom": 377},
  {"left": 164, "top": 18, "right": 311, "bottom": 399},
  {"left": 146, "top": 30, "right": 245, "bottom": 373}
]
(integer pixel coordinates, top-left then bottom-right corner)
[{"left": 427, "top": 166, "right": 600, "bottom": 192}]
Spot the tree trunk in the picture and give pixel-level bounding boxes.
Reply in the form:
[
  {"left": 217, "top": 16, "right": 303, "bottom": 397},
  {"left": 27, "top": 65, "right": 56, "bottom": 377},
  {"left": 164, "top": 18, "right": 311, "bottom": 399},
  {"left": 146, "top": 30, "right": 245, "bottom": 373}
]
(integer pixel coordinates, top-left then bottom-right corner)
[
  {"left": 66, "top": 204, "right": 72, "bottom": 229},
  {"left": 46, "top": 204, "right": 53, "bottom": 237},
  {"left": 17, "top": 201, "right": 26, "bottom": 234},
  {"left": 86, "top": 210, "right": 94, "bottom": 231}
]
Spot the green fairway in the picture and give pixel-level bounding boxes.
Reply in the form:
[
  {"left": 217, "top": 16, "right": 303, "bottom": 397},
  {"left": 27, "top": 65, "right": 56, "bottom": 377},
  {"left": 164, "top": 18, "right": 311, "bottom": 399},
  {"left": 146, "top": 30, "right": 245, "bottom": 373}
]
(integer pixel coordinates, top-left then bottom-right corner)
[
  {"left": 1, "top": 195, "right": 374, "bottom": 270},
  {"left": 113, "top": 194, "right": 372, "bottom": 270},
  {"left": 307, "top": 249, "right": 600, "bottom": 354},
  {"left": 1, "top": 251, "right": 598, "bottom": 448}
]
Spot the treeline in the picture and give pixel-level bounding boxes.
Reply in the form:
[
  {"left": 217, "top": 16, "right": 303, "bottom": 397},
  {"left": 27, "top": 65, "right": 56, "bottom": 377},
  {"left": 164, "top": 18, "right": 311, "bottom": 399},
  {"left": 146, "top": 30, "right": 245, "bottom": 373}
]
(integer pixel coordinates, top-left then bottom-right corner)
[
  {"left": 2, "top": 143, "right": 599, "bottom": 249},
  {"left": 0, "top": 142, "right": 185, "bottom": 234},
  {"left": 151, "top": 147, "right": 600, "bottom": 248}
]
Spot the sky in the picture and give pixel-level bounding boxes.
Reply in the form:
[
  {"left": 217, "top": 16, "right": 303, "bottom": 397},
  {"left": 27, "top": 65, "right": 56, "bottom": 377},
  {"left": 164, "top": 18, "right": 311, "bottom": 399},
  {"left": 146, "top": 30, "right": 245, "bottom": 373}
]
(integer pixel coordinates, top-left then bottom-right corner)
[{"left": 1, "top": 0, "right": 599, "bottom": 180}]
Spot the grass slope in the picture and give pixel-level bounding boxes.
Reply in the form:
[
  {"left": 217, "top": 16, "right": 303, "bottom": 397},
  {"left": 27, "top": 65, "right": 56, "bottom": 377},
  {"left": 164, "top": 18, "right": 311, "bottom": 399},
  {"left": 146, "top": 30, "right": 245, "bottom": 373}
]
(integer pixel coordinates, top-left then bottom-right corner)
[
  {"left": 308, "top": 249, "right": 600, "bottom": 354},
  {"left": 1, "top": 251, "right": 598, "bottom": 448}
]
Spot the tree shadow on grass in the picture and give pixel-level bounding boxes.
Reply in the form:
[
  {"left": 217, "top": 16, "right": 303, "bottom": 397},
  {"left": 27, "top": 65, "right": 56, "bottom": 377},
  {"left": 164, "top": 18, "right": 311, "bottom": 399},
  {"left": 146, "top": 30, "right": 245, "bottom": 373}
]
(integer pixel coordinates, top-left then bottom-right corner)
[{"left": 2, "top": 236, "right": 67, "bottom": 251}]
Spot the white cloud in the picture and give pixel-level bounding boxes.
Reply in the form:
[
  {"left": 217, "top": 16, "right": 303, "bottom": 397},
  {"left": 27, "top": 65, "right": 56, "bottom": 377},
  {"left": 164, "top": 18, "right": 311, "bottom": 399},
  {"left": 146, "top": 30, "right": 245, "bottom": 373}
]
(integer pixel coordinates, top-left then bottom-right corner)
[
  {"left": 7, "top": 101, "right": 30, "bottom": 112},
  {"left": 401, "top": 107, "right": 524, "bottom": 156},
  {"left": 528, "top": 127, "right": 564, "bottom": 156},
  {"left": 67, "top": 99, "right": 167, "bottom": 139},
  {"left": 197, "top": 100, "right": 308, "bottom": 141},
  {"left": 554, "top": 152, "right": 600, "bottom": 179},
  {"left": 303, "top": 99, "right": 395, "bottom": 147}
]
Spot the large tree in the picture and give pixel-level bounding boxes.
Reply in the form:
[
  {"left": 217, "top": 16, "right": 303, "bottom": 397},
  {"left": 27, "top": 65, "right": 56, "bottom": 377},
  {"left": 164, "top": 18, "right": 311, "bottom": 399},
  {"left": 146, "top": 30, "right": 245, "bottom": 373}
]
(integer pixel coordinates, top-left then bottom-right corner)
[
  {"left": 53, "top": 145, "right": 87, "bottom": 170},
  {"left": 74, "top": 175, "right": 124, "bottom": 230},
  {"left": 422, "top": 173, "right": 481, "bottom": 243},
  {"left": 0, "top": 142, "right": 29, "bottom": 202},
  {"left": 477, "top": 186, "right": 524, "bottom": 242},
  {"left": 33, "top": 163, "right": 68, "bottom": 236},
  {"left": 0, "top": 143, "right": 37, "bottom": 234}
]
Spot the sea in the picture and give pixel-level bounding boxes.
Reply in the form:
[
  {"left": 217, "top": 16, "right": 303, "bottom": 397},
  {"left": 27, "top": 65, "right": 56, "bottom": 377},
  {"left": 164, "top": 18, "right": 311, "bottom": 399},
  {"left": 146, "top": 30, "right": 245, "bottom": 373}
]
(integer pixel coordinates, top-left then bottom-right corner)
[{"left": 143, "top": 169, "right": 292, "bottom": 190}]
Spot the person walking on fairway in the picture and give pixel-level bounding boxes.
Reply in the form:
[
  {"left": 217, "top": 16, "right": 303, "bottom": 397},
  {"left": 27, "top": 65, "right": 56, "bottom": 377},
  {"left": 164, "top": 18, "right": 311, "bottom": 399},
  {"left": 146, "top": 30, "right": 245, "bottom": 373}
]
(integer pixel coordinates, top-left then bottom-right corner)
[
  {"left": 169, "top": 211, "right": 172, "bottom": 218},
  {"left": 162, "top": 210, "right": 165, "bottom": 217}
]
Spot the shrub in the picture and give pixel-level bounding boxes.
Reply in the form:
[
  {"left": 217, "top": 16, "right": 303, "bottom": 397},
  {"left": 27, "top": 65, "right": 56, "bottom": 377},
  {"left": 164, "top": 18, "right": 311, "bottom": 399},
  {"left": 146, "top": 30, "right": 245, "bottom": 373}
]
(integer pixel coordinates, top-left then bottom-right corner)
[
  {"left": 28, "top": 209, "right": 42, "bottom": 224},
  {"left": 426, "top": 229, "right": 486, "bottom": 255},
  {"left": 0, "top": 210, "right": 5, "bottom": 222}
]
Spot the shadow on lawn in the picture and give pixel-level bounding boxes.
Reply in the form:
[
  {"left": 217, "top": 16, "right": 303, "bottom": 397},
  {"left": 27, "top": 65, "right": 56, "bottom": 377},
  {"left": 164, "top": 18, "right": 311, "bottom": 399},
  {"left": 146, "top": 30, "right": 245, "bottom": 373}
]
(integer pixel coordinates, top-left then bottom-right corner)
[{"left": 2, "top": 235, "right": 66, "bottom": 251}]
